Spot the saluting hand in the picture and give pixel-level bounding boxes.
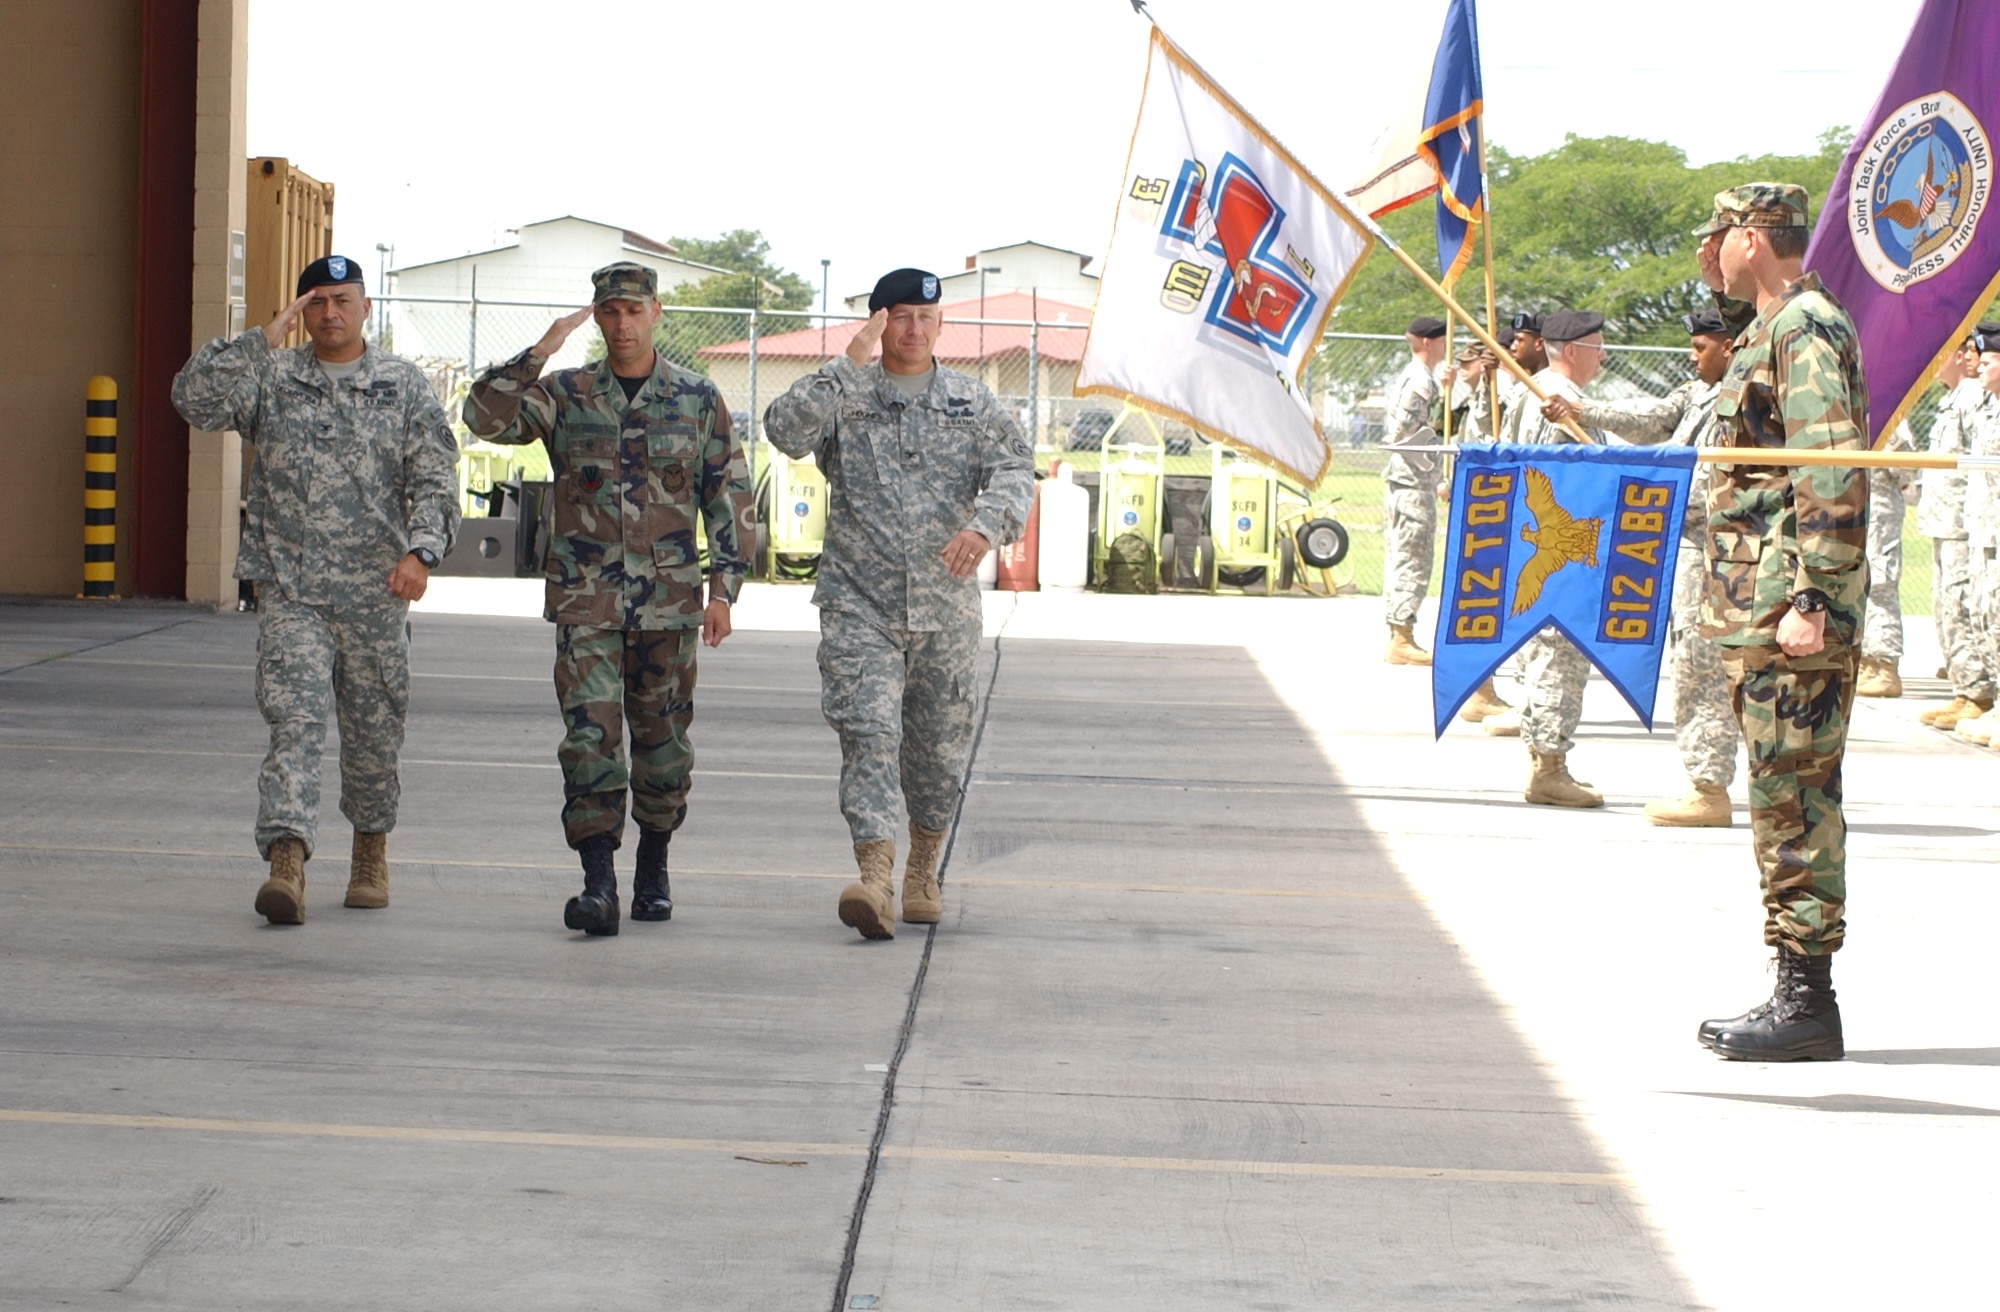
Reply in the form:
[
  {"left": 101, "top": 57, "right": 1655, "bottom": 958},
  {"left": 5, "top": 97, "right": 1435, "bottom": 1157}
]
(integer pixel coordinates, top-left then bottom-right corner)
[
  {"left": 1696, "top": 234, "right": 1725, "bottom": 292},
  {"left": 263, "top": 291, "right": 316, "bottom": 349},
  {"left": 532, "top": 306, "right": 595, "bottom": 359},
  {"left": 846, "top": 310, "right": 888, "bottom": 367}
]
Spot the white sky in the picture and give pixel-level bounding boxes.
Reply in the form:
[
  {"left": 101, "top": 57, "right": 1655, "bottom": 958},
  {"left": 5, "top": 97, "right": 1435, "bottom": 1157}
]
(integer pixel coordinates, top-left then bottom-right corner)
[{"left": 248, "top": 0, "right": 1922, "bottom": 307}]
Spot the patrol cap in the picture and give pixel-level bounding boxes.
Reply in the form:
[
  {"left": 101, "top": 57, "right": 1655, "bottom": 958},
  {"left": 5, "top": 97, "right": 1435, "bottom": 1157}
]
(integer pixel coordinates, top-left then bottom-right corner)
[
  {"left": 1406, "top": 316, "right": 1447, "bottom": 339},
  {"left": 1541, "top": 309, "right": 1605, "bottom": 343},
  {"left": 297, "top": 254, "right": 365, "bottom": 297},
  {"left": 1509, "top": 311, "right": 1543, "bottom": 336},
  {"left": 869, "top": 267, "right": 943, "bottom": 313},
  {"left": 1681, "top": 308, "right": 1730, "bottom": 338},
  {"left": 591, "top": 262, "right": 658, "bottom": 305},
  {"left": 1692, "top": 183, "right": 1811, "bottom": 236}
]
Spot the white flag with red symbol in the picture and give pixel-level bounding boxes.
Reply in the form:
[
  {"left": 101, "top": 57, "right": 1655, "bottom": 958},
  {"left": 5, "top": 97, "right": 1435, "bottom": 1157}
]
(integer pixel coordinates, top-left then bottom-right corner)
[{"left": 1078, "top": 28, "right": 1374, "bottom": 485}]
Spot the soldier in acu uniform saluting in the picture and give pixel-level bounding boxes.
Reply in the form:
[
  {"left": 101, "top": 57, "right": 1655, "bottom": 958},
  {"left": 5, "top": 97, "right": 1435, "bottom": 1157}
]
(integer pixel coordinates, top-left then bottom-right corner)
[
  {"left": 463, "top": 263, "right": 753, "bottom": 938},
  {"left": 172, "top": 255, "right": 462, "bottom": 924},
  {"left": 764, "top": 269, "right": 1034, "bottom": 940},
  {"left": 1690, "top": 184, "right": 1870, "bottom": 1062}
]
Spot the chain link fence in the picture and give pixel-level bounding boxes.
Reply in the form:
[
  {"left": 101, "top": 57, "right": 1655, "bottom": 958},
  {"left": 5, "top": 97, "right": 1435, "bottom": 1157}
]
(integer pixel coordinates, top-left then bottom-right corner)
[{"left": 374, "top": 296, "right": 1938, "bottom": 615}]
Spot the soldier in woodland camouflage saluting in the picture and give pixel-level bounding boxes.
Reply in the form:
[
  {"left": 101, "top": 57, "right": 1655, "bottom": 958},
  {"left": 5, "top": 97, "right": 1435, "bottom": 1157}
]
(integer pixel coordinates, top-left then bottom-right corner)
[
  {"left": 464, "top": 262, "right": 753, "bottom": 938},
  {"left": 172, "top": 255, "right": 461, "bottom": 925},
  {"left": 1689, "top": 185, "right": 1870, "bottom": 1062},
  {"left": 764, "top": 269, "right": 1034, "bottom": 940}
]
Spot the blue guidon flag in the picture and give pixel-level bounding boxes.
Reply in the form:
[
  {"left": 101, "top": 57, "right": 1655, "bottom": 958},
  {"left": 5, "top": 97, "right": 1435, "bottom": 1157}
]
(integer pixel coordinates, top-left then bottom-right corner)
[{"left": 1431, "top": 444, "right": 1698, "bottom": 737}]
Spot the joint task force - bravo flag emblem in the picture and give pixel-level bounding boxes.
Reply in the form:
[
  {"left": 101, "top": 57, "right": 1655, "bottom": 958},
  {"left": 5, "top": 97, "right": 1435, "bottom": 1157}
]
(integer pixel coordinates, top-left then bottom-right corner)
[{"left": 1077, "top": 27, "right": 1374, "bottom": 484}]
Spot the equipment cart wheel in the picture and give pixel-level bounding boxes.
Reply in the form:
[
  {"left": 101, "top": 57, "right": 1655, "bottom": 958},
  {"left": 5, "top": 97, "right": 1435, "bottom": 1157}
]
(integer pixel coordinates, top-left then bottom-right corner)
[
  {"left": 1159, "top": 531, "right": 1177, "bottom": 590},
  {"left": 1195, "top": 536, "right": 1216, "bottom": 592},
  {"left": 1295, "top": 517, "right": 1350, "bottom": 569},
  {"left": 1276, "top": 536, "right": 1297, "bottom": 593}
]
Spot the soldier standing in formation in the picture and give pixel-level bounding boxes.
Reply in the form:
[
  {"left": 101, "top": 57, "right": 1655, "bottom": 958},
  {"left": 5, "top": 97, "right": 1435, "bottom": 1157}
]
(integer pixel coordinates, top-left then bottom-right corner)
[
  {"left": 172, "top": 256, "right": 461, "bottom": 924},
  {"left": 765, "top": 269, "right": 1034, "bottom": 940},
  {"left": 1543, "top": 310, "right": 1741, "bottom": 827},
  {"left": 1921, "top": 329, "right": 1999, "bottom": 732},
  {"left": 1379, "top": 316, "right": 1445, "bottom": 668},
  {"left": 1954, "top": 333, "right": 2000, "bottom": 746},
  {"left": 1462, "top": 311, "right": 1547, "bottom": 440},
  {"left": 1856, "top": 423, "right": 1917, "bottom": 697},
  {"left": 464, "top": 263, "right": 753, "bottom": 937},
  {"left": 1690, "top": 184, "right": 1869, "bottom": 1063},
  {"left": 1479, "top": 310, "right": 1611, "bottom": 809}
]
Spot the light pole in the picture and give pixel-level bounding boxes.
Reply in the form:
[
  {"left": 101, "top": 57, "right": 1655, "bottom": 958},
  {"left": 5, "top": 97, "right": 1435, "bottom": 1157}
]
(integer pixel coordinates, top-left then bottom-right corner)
[
  {"left": 820, "top": 258, "right": 830, "bottom": 357},
  {"left": 977, "top": 264, "right": 1000, "bottom": 382},
  {"left": 374, "top": 242, "right": 393, "bottom": 340}
]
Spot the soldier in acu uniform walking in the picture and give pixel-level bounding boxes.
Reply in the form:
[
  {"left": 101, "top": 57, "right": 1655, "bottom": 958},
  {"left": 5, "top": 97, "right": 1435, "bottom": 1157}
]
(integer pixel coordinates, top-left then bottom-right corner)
[
  {"left": 172, "top": 255, "right": 461, "bottom": 924},
  {"left": 463, "top": 263, "right": 753, "bottom": 937},
  {"left": 764, "top": 269, "right": 1034, "bottom": 940},
  {"left": 1690, "top": 185, "right": 1870, "bottom": 1062}
]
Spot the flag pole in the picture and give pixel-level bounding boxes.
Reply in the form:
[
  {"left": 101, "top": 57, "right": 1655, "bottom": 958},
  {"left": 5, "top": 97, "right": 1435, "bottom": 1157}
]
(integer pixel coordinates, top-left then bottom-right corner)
[
  {"left": 1477, "top": 133, "right": 1501, "bottom": 432},
  {"left": 1392, "top": 444, "right": 1982, "bottom": 470},
  {"left": 1352, "top": 210, "right": 1593, "bottom": 444}
]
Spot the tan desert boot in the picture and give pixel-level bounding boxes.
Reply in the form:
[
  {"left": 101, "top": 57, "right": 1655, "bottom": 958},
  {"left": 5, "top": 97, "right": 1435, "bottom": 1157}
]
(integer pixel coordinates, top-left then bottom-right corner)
[
  {"left": 1383, "top": 624, "right": 1432, "bottom": 666},
  {"left": 1457, "top": 677, "right": 1511, "bottom": 723},
  {"left": 345, "top": 830, "right": 389, "bottom": 909},
  {"left": 1643, "top": 780, "right": 1731, "bottom": 827},
  {"left": 1958, "top": 709, "right": 1999, "bottom": 747},
  {"left": 1919, "top": 696, "right": 1969, "bottom": 727},
  {"left": 1855, "top": 657, "right": 1902, "bottom": 698},
  {"left": 255, "top": 837, "right": 307, "bottom": 925},
  {"left": 902, "top": 824, "right": 946, "bottom": 925},
  {"left": 1525, "top": 751, "right": 1603, "bottom": 808},
  {"left": 1933, "top": 696, "right": 1991, "bottom": 731},
  {"left": 838, "top": 839, "right": 897, "bottom": 940},
  {"left": 1481, "top": 707, "right": 1522, "bottom": 737}
]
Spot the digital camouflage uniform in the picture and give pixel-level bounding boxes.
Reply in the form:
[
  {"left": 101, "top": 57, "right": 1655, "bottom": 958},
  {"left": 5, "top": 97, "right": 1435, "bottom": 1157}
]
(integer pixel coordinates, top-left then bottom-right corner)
[
  {"left": 463, "top": 348, "right": 752, "bottom": 848},
  {"left": 1919, "top": 381, "right": 1995, "bottom": 701},
  {"left": 1862, "top": 423, "right": 1917, "bottom": 662},
  {"left": 1701, "top": 271, "right": 1870, "bottom": 957},
  {"left": 1380, "top": 356, "right": 1442, "bottom": 629},
  {"left": 1964, "top": 389, "right": 2000, "bottom": 646},
  {"left": 1508, "top": 368, "right": 1608, "bottom": 757},
  {"left": 171, "top": 331, "right": 461, "bottom": 859},
  {"left": 763, "top": 355, "right": 1034, "bottom": 843},
  {"left": 1571, "top": 378, "right": 1737, "bottom": 786}
]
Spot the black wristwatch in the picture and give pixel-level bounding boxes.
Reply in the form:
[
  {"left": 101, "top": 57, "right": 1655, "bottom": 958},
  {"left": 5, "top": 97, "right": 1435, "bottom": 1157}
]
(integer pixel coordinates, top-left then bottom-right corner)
[
  {"left": 1789, "top": 588, "right": 1830, "bottom": 614},
  {"left": 408, "top": 547, "right": 440, "bottom": 569}
]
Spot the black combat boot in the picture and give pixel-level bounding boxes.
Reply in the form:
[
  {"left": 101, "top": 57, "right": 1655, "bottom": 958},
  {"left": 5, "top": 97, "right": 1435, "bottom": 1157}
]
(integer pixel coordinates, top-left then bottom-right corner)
[
  {"left": 1696, "top": 958, "right": 1776, "bottom": 1049},
  {"left": 563, "top": 835, "right": 620, "bottom": 937},
  {"left": 630, "top": 828, "right": 672, "bottom": 922},
  {"left": 1711, "top": 948, "right": 1843, "bottom": 1061}
]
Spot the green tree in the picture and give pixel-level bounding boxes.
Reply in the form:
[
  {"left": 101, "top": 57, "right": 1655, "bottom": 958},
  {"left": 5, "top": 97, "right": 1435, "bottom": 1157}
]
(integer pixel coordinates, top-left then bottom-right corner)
[
  {"left": 1332, "top": 129, "right": 1852, "bottom": 345},
  {"left": 667, "top": 228, "right": 815, "bottom": 310}
]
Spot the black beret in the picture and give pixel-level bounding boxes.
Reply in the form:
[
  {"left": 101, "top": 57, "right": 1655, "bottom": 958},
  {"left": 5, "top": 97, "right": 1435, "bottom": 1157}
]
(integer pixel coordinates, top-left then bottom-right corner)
[
  {"left": 1681, "top": 309, "right": 1729, "bottom": 337},
  {"left": 1977, "top": 333, "right": 2000, "bottom": 354},
  {"left": 869, "top": 267, "right": 942, "bottom": 313},
  {"left": 1977, "top": 320, "right": 2000, "bottom": 337},
  {"left": 297, "top": 254, "right": 365, "bottom": 297},
  {"left": 1496, "top": 325, "right": 1518, "bottom": 350},
  {"left": 1407, "top": 316, "right": 1447, "bottom": 339},
  {"left": 1509, "top": 311, "right": 1543, "bottom": 335},
  {"left": 1541, "top": 309, "right": 1605, "bottom": 343}
]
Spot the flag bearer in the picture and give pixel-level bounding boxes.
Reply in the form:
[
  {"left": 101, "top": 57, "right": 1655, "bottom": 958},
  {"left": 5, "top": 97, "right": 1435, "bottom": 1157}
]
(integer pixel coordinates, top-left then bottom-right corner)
[{"left": 1690, "top": 184, "right": 1869, "bottom": 1062}]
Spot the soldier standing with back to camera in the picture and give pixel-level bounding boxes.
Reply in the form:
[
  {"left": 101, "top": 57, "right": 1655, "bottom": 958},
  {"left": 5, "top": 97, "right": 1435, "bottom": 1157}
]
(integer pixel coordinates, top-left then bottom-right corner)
[
  {"left": 1690, "top": 184, "right": 1869, "bottom": 1062},
  {"left": 764, "top": 269, "right": 1034, "bottom": 940},
  {"left": 463, "top": 263, "right": 753, "bottom": 937},
  {"left": 172, "top": 255, "right": 462, "bottom": 924},
  {"left": 1379, "top": 316, "right": 1446, "bottom": 668}
]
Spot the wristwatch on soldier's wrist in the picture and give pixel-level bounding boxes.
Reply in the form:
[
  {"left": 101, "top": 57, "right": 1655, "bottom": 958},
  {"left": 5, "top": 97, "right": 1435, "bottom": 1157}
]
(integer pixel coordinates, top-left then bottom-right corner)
[
  {"left": 408, "top": 547, "right": 440, "bottom": 569},
  {"left": 1789, "top": 588, "right": 1830, "bottom": 615}
]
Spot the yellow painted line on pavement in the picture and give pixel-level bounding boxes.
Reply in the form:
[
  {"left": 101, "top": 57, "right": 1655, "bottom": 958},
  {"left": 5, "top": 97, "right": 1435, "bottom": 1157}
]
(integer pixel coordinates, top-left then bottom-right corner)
[{"left": 0, "top": 1109, "right": 1620, "bottom": 1186}]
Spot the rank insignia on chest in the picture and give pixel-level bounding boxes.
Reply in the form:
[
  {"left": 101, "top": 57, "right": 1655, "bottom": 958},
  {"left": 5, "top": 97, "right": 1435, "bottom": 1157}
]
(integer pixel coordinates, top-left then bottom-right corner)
[{"left": 577, "top": 466, "right": 603, "bottom": 493}]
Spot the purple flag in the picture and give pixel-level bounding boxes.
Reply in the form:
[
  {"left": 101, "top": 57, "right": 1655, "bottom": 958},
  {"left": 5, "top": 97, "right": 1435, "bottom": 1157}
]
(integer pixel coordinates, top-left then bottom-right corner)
[{"left": 1804, "top": 0, "right": 2000, "bottom": 445}]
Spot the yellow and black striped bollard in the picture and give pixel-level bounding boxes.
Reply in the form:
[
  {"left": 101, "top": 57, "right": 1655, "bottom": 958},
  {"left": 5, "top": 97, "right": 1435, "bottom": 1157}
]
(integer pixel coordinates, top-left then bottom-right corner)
[{"left": 83, "top": 376, "right": 116, "bottom": 598}]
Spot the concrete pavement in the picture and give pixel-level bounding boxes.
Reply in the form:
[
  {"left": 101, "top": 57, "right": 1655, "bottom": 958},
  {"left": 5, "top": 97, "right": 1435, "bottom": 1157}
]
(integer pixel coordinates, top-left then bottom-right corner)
[{"left": 0, "top": 584, "right": 1993, "bottom": 1309}]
